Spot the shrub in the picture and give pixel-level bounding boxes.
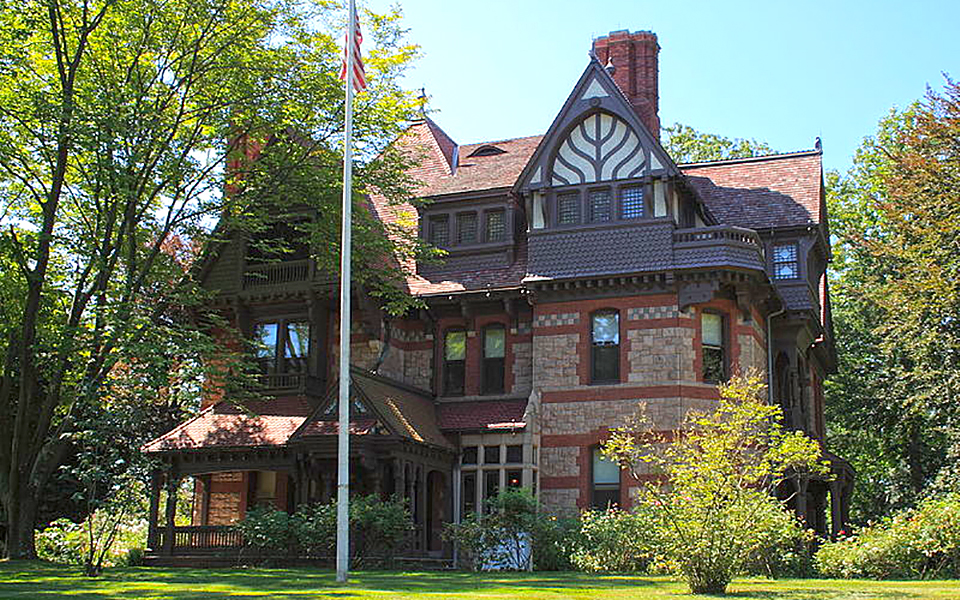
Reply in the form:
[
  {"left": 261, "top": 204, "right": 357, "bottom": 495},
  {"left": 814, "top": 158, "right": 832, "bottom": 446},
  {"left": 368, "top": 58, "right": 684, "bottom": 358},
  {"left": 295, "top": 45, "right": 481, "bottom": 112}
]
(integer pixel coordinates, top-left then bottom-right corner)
[
  {"left": 235, "top": 506, "right": 295, "bottom": 561},
  {"left": 36, "top": 518, "right": 87, "bottom": 565},
  {"left": 571, "top": 507, "right": 660, "bottom": 573},
  {"left": 348, "top": 494, "right": 413, "bottom": 565},
  {"left": 815, "top": 493, "right": 960, "bottom": 579},
  {"left": 444, "top": 488, "right": 573, "bottom": 571}
]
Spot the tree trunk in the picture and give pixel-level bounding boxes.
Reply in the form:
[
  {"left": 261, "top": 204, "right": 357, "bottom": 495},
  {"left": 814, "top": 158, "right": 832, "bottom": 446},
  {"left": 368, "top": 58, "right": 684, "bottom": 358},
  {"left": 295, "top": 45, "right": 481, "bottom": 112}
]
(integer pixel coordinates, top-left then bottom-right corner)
[
  {"left": 4, "top": 485, "right": 38, "bottom": 559},
  {"left": 907, "top": 420, "right": 924, "bottom": 494}
]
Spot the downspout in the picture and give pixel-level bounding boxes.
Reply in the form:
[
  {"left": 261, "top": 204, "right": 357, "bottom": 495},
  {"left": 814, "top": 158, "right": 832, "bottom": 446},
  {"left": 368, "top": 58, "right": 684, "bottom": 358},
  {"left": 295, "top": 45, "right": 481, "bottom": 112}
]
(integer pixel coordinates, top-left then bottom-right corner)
[{"left": 767, "top": 307, "right": 786, "bottom": 404}]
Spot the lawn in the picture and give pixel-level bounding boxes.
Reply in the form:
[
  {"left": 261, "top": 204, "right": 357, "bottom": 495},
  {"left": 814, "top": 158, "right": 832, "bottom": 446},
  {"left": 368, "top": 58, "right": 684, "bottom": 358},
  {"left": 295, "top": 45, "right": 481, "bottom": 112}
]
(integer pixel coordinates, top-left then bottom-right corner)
[{"left": 1, "top": 561, "right": 959, "bottom": 599}]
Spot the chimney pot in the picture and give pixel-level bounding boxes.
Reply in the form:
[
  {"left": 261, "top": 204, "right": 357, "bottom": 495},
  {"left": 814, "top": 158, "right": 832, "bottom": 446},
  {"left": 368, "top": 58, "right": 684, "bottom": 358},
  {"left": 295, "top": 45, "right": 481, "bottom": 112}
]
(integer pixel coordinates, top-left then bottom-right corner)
[{"left": 592, "top": 30, "right": 660, "bottom": 140}]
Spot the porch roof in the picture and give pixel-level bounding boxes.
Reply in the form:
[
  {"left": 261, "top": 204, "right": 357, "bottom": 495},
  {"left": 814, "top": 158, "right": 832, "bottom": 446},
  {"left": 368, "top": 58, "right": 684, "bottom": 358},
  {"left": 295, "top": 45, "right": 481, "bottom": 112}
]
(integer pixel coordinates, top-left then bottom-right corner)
[{"left": 141, "top": 396, "right": 313, "bottom": 453}]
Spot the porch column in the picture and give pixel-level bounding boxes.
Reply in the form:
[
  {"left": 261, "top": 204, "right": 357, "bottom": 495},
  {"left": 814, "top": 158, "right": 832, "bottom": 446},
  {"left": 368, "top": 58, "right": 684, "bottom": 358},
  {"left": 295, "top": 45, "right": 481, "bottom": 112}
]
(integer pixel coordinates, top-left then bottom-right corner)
[
  {"left": 794, "top": 477, "right": 808, "bottom": 524},
  {"left": 840, "top": 480, "right": 853, "bottom": 534},
  {"left": 417, "top": 465, "right": 427, "bottom": 552},
  {"left": 162, "top": 471, "right": 181, "bottom": 556},
  {"left": 200, "top": 475, "right": 212, "bottom": 526},
  {"left": 147, "top": 470, "right": 162, "bottom": 551},
  {"left": 829, "top": 480, "right": 842, "bottom": 539}
]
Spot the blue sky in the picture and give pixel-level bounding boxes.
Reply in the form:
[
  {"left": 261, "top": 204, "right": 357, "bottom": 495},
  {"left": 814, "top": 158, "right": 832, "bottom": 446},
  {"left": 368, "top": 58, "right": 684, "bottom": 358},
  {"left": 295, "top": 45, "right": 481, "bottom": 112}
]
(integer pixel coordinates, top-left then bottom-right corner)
[{"left": 364, "top": 0, "right": 957, "bottom": 172}]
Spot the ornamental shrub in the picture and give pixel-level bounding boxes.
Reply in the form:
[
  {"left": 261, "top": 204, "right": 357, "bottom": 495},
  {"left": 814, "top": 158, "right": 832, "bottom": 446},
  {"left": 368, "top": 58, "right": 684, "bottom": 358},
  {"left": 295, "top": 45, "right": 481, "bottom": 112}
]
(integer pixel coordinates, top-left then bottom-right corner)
[
  {"left": 571, "top": 507, "right": 661, "bottom": 573},
  {"left": 235, "top": 506, "right": 295, "bottom": 561},
  {"left": 815, "top": 493, "right": 960, "bottom": 579}
]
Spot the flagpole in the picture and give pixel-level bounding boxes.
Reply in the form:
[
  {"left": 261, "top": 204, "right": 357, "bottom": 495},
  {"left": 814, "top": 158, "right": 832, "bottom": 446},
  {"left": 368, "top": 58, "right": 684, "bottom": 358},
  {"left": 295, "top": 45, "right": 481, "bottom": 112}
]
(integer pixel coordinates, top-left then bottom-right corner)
[{"left": 336, "top": 0, "right": 358, "bottom": 584}]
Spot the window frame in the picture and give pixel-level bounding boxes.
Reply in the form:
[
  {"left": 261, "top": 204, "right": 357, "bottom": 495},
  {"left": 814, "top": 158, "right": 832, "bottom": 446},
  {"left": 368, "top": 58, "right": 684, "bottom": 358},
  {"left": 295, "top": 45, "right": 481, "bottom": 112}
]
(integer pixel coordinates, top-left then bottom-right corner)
[
  {"left": 428, "top": 214, "right": 450, "bottom": 248},
  {"left": 556, "top": 191, "right": 582, "bottom": 226},
  {"left": 483, "top": 209, "right": 507, "bottom": 243},
  {"left": 587, "top": 187, "right": 612, "bottom": 223},
  {"left": 591, "top": 446, "right": 621, "bottom": 510},
  {"left": 456, "top": 211, "right": 478, "bottom": 245},
  {"left": 618, "top": 184, "right": 646, "bottom": 220},
  {"left": 253, "top": 318, "right": 311, "bottom": 375},
  {"left": 771, "top": 242, "right": 800, "bottom": 280},
  {"left": 442, "top": 328, "right": 467, "bottom": 396},
  {"left": 481, "top": 324, "right": 506, "bottom": 395},
  {"left": 590, "top": 309, "right": 621, "bottom": 384},
  {"left": 700, "top": 310, "right": 727, "bottom": 384}
]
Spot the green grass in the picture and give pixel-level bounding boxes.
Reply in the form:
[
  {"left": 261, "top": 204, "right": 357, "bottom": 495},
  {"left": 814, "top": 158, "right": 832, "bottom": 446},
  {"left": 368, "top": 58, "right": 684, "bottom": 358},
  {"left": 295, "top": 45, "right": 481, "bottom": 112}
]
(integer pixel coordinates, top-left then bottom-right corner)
[{"left": 1, "top": 561, "right": 958, "bottom": 599}]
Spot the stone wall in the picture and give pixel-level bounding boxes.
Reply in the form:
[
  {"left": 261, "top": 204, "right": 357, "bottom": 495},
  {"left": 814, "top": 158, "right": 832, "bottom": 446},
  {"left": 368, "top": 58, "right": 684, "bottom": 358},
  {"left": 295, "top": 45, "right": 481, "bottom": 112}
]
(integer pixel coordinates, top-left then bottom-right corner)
[{"left": 532, "top": 333, "right": 580, "bottom": 391}]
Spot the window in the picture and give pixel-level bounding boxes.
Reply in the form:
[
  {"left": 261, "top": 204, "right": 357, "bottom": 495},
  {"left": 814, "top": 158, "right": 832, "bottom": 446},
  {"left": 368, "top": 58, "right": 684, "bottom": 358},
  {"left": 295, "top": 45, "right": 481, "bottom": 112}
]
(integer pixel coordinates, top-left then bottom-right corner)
[
  {"left": 591, "top": 310, "right": 620, "bottom": 383},
  {"left": 484, "top": 470, "right": 500, "bottom": 513},
  {"left": 457, "top": 212, "right": 477, "bottom": 245},
  {"left": 443, "top": 330, "right": 466, "bottom": 395},
  {"left": 588, "top": 189, "right": 611, "bottom": 222},
  {"left": 507, "top": 470, "right": 522, "bottom": 488},
  {"left": 484, "top": 445, "right": 501, "bottom": 465},
  {"left": 428, "top": 215, "right": 449, "bottom": 247},
  {"left": 772, "top": 243, "right": 799, "bottom": 279},
  {"left": 592, "top": 448, "right": 620, "bottom": 509},
  {"left": 701, "top": 312, "right": 726, "bottom": 383},
  {"left": 485, "top": 210, "right": 506, "bottom": 242},
  {"left": 462, "top": 446, "right": 478, "bottom": 465},
  {"left": 462, "top": 472, "right": 477, "bottom": 515},
  {"left": 506, "top": 445, "right": 523, "bottom": 464},
  {"left": 482, "top": 325, "right": 506, "bottom": 394},
  {"left": 557, "top": 192, "right": 580, "bottom": 225},
  {"left": 254, "top": 320, "right": 310, "bottom": 375},
  {"left": 620, "top": 186, "right": 644, "bottom": 219}
]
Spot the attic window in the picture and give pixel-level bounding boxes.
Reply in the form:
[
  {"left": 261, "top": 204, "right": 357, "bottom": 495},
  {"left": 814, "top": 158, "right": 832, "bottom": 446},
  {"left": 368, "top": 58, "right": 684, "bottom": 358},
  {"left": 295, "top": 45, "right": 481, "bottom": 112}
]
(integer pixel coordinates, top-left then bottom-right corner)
[{"left": 468, "top": 145, "right": 506, "bottom": 158}]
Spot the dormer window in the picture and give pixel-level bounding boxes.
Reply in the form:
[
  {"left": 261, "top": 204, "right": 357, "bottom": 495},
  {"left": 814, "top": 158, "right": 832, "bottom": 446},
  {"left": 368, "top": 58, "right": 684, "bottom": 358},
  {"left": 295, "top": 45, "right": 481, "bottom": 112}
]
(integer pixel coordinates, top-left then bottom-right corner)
[
  {"left": 429, "top": 215, "right": 450, "bottom": 247},
  {"left": 588, "top": 189, "right": 612, "bottom": 222},
  {"left": 468, "top": 145, "right": 505, "bottom": 158},
  {"left": 619, "top": 186, "right": 644, "bottom": 219},
  {"left": 557, "top": 192, "right": 580, "bottom": 225},
  {"left": 484, "top": 210, "right": 506, "bottom": 242},
  {"left": 457, "top": 212, "right": 478, "bottom": 245},
  {"left": 772, "top": 243, "right": 799, "bottom": 279}
]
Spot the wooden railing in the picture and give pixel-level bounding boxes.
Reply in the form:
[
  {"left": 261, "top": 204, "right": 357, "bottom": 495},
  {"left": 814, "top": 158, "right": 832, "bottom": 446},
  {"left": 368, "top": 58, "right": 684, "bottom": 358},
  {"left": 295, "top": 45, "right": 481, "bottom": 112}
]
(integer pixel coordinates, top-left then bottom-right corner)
[
  {"left": 256, "top": 373, "right": 324, "bottom": 396},
  {"left": 673, "top": 225, "right": 763, "bottom": 250},
  {"left": 243, "top": 259, "right": 312, "bottom": 289},
  {"left": 157, "top": 526, "right": 243, "bottom": 553}
]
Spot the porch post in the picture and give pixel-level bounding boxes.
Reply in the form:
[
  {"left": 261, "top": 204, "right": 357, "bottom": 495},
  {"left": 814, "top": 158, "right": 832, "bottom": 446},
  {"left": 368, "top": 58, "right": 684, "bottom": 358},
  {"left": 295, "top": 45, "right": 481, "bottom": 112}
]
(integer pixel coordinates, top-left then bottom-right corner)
[
  {"left": 794, "top": 477, "right": 808, "bottom": 524},
  {"left": 162, "top": 471, "right": 181, "bottom": 556},
  {"left": 147, "top": 470, "right": 162, "bottom": 551},
  {"left": 840, "top": 480, "right": 852, "bottom": 533},
  {"left": 417, "top": 465, "right": 427, "bottom": 552},
  {"left": 829, "top": 480, "right": 842, "bottom": 539}
]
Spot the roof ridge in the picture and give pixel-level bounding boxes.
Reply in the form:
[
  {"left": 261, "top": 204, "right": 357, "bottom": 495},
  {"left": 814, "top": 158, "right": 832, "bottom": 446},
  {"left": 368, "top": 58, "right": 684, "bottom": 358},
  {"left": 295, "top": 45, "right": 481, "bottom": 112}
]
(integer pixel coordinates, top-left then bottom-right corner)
[
  {"left": 141, "top": 403, "right": 218, "bottom": 452},
  {"left": 679, "top": 149, "right": 822, "bottom": 169},
  {"left": 460, "top": 133, "right": 544, "bottom": 148}
]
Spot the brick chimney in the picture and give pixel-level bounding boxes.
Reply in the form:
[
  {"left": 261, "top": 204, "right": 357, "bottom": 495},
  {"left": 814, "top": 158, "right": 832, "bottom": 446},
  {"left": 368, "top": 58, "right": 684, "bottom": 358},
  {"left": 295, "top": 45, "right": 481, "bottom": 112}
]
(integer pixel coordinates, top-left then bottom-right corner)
[{"left": 592, "top": 30, "right": 660, "bottom": 139}]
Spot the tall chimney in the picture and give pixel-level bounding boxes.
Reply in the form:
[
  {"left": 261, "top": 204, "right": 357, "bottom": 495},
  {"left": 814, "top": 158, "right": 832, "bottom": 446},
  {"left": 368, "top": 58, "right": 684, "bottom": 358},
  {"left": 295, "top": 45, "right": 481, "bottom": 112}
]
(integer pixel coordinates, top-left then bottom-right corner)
[{"left": 592, "top": 30, "right": 660, "bottom": 140}]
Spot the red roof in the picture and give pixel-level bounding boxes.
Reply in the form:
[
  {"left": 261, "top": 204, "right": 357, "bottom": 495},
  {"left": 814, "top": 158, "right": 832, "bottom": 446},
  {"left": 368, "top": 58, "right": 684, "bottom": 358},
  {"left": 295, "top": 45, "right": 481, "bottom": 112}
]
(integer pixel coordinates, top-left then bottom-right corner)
[
  {"left": 422, "top": 135, "right": 543, "bottom": 196},
  {"left": 142, "top": 396, "right": 313, "bottom": 453},
  {"left": 681, "top": 151, "right": 824, "bottom": 229},
  {"left": 437, "top": 399, "right": 528, "bottom": 431}
]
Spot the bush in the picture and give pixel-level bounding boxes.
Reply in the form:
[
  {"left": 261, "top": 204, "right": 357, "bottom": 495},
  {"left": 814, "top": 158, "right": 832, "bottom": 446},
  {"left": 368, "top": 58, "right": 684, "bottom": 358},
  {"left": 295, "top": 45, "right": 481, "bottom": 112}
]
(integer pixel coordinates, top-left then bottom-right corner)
[
  {"left": 36, "top": 518, "right": 87, "bottom": 565},
  {"left": 124, "top": 547, "right": 145, "bottom": 567},
  {"left": 444, "top": 489, "right": 574, "bottom": 571},
  {"left": 571, "top": 507, "right": 661, "bottom": 574},
  {"left": 815, "top": 493, "right": 960, "bottom": 579},
  {"left": 236, "top": 495, "right": 413, "bottom": 566}
]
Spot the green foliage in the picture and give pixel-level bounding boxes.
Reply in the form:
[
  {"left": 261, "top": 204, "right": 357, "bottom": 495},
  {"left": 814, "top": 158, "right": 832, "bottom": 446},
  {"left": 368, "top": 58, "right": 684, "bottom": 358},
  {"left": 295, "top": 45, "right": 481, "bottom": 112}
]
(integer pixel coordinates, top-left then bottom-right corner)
[
  {"left": 236, "top": 495, "right": 413, "bottom": 566},
  {"left": 815, "top": 493, "right": 960, "bottom": 580},
  {"left": 35, "top": 519, "right": 86, "bottom": 565},
  {"left": 570, "top": 507, "right": 660, "bottom": 574},
  {"left": 444, "top": 488, "right": 572, "bottom": 572},
  {"left": 603, "top": 372, "right": 825, "bottom": 594},
  {"left": 825, "top": 77, "right": 960, "bottom": 524},
  {"left": 661, "top": 122, "right": 776, "bottom": 163}
]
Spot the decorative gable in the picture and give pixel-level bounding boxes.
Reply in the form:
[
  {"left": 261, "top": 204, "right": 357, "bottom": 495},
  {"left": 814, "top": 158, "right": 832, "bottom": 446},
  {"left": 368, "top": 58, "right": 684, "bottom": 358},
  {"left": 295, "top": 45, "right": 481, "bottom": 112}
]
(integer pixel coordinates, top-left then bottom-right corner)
[{"left": 515, "top": 59, "right": 679, "bottom": 195}]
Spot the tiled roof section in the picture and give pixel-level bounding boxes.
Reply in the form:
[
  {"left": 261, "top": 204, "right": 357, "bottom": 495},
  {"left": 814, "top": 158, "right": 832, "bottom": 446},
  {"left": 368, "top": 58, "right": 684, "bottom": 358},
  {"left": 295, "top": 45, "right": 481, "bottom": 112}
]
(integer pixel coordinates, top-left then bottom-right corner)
[
  {"left": 681, "top": 151, "right": 824, "bottom": 230},
  {"left": 437, "top": 399, "right": 528, "bottom": 431},
  {"left": 142, "top": 396, "right": 313, "bottom": 453},
  {"left": 295, "top": 370, "right": 453, "bottom": 450},
  {"left": 407, "top": 236, "right": 528, "bottom": 296},
  {"left": 426, "top": 118, "right": 458, "bottom": 170},
  {"left": 422, "top": 135, "right": 543, "bottom": 197}
]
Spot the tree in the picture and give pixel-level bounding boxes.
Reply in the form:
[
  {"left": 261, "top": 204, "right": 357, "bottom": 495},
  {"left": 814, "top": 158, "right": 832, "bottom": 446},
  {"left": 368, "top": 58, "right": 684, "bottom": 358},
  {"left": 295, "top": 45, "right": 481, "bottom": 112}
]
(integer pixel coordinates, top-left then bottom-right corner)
[
  {"left": 825, "top": 77, "right": 960, "bottom": 522},
  {"left": 661, "top": 122, "right": 776, "bottom": 163},
  {"left": 0, "top": 0, "right": 422, "bottom": 558},
  {"left": 603, "top": 373, "right": 826, "bottom": 594}
]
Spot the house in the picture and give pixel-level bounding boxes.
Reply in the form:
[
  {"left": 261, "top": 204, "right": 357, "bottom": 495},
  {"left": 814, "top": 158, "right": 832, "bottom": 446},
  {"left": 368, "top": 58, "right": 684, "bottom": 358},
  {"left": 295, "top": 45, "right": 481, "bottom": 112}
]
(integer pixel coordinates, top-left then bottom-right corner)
[{"left": 142, "top": 29, "right": 853, "bottom": 563}]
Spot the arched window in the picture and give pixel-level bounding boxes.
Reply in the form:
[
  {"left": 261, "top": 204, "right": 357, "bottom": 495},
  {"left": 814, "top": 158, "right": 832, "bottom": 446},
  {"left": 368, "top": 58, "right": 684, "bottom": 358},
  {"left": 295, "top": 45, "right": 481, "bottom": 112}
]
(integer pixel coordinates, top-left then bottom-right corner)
[
  {"left": 443, "top": 329, "right": 466, "bottom": 396},
  {"left": 591, "top": 310, "right": 620, "bottom": 383},
  {"left": 482, "top": 325, "right": 506, "bottom": 394}
]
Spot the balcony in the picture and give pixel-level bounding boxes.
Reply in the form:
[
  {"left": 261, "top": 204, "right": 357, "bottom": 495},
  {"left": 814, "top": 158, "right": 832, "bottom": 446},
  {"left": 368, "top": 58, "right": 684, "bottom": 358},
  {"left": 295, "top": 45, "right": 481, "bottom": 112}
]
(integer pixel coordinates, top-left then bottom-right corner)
[
  {"left": 243, "top": 259, "right": 312, "bottom": 290},
  {"left": 256, "top": 373, "right": 325, "bottom": 397},
  {"left": 672, "top": 225, "right": 765, "bottom": 272}
]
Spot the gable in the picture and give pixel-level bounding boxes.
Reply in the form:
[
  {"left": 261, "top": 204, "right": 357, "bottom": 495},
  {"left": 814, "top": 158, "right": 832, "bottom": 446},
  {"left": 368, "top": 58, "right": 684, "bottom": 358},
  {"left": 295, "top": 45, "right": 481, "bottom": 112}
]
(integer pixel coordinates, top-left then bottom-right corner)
[{"left": 517, "top": 59, "right": 678, "bottom": 194}]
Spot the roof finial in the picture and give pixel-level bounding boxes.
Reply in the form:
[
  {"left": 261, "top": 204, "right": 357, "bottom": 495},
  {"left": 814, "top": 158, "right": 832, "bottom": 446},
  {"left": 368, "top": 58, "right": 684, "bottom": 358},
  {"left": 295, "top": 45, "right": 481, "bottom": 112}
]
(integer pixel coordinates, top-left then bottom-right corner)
[
  {"left": 815, "top": 136, "right": 822, "bottom": 151},
  {"left": 418, "top": 87, "right": 427, "bottom": 118},
  {"left": 604, "top": 56, "right": 616, "bottom": 75}
]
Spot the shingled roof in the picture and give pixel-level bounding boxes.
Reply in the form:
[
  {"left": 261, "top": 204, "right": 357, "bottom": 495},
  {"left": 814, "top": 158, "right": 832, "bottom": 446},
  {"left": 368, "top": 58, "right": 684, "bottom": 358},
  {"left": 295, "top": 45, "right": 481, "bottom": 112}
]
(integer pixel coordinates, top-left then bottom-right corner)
[
  {"left": 681, "top": 150, "right": 824, "bottom": 230},
  {"left": 437, "top": 399, "right": 528, "bottom": 431},
  {"left": 142, "top": 396, "right": 313, "bottom": 453}
]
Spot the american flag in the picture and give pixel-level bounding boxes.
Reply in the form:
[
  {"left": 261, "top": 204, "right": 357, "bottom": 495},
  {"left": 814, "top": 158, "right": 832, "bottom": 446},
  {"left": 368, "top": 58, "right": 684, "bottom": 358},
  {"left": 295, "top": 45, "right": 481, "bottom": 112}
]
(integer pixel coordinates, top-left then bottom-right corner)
[{"left": 339, "top": 5, "right": 366, "bottom": 91}]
